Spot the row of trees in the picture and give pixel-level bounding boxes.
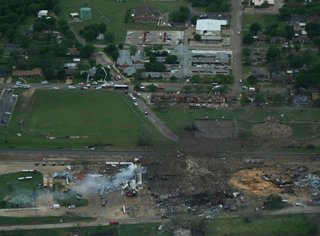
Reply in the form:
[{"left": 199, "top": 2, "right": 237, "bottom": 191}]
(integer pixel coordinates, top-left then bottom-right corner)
[{"left": 188, "top": 0, "right": 231, "bottom": 12}]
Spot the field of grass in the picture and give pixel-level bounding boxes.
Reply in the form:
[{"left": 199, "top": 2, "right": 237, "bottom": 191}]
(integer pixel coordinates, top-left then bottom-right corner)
[
  {"left": 203, "top": 214, "right": 319, "bottom": 236},
  {"left": 0, "top": 90, "right": 169, "bottom": 149},
  {"left": 59, "top": 0, "right": 187, "bottom": 44},
  {"left": 0, "top": 223, "right": 168, "bottom": 236},
  {"left": 243, "top": 14, "right": 283, "bottom": 32},
  {"left": 0, "top": 215, "right": 94, "bottom": 226},
  {"left": 0, "top": 171, "right": 42, "bottom": 208},
  {"left": 155, "top": 107, "right": 320, "bottom": 138},
  {"left": 1, "top": 214, "right": 319, "bottom": 236}
]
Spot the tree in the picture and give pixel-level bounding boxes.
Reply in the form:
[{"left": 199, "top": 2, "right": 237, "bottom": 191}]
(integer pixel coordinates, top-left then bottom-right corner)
[
  {"left": 306, "top": 22, "right": 320, "bottom": 38},
  {"left": 249, "top": 23, "right": 261, "bottom": 34},
  {"left": 44, "top": 68, "right": 55, "bottom": 80},
  {"left": 243, "top": 33, "right": 254, "bottom": 45},
  {"left": 80, "top": 44, "right": 94, "bottom": 58},
  {"left": 194, "top": 34, "right": 201, "bottom": 41},
  {"left": 165, "top": 55, "right": 178, "bottom": 64},
  {"left": 242, "top": 48, "right": 251, "bottom": 57},
  {"left": 247, "top": 75, "right": 258, "bottom": 86},
  {"left": 264, "top": 194, "right": 285, "bottom": 209},
  {"left": 266, "top": 46, "right": 281, "bottom": 62},
  {"left": 170, "top": 6, "right": 190, "bottom": 23},
  {"left": 105, "top": 44, "right": 119, "bottom": 61}
]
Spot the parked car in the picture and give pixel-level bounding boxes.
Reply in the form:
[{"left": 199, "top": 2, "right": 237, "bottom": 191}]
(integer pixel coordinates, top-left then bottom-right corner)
[{"left": 68, "top": 205, "right": 76, "bottom": 209}]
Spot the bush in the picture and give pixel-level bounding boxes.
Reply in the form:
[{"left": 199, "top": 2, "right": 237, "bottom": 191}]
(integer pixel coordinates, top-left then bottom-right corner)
[{"left": 264, "top": 194, "right": 285, "bottom": 209}]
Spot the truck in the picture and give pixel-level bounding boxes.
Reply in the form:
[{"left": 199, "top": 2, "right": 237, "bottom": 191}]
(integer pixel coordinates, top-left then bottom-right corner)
[{"left": 51, "top": 204, "right": 60, "bottom": 209}]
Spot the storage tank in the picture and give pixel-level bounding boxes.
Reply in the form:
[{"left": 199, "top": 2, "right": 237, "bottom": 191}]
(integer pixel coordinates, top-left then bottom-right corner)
[{"left": 80, "top": 7, "right": 92, "bottom": 20}]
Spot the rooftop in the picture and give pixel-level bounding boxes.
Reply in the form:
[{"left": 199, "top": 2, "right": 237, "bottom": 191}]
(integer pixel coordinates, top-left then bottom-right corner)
[{"left": 196, "top": 19, "right": 228, "bottom": 32}]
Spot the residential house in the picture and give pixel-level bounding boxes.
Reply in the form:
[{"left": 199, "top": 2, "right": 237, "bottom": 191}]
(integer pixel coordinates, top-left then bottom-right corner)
[
  {"left": 251, "top": 68, "right": 270, "bottom": 81},
  {"left": 12, "top": 68, "right": 42, "bottom": 78},
  {"left": 132, "top": 7, "right": 160, "bottom": 23},
  {"left": 252, "top": 0, "right": 274, "bottom": 7},
  {"left": 0, "top": 68, "right": 8, "bottom": 77},
  {"left": 67, "top": 47, "right": 80, "bottom": 56}
]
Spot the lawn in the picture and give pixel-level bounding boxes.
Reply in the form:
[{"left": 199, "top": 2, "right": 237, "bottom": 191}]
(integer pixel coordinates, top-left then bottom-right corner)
[
  {"left": 59, "top": 0, "right": 187, "bottom": 44},
  {"left": 155, "top": 107, "right": 320, "bottom": 138},
  {"left": 0, "top": 223, "right": 169, "bottom": 236},
  {"left": 0, "top": 215, "right": 94, "bottom": 226},
  {"left": 243, "top": 14, "right": 283, "bottom": 32},
  {"left": 203, "top": 214, "right": 319, "bottom": 236},
  {"left": 0, "top": 90, "right": 169, "bottom": 149},
  {"left": 1, "top": 214, "right": 319, "bottom": 236},
  {"left": 0, "top": 171, "right": 43, "bottom": 208}
]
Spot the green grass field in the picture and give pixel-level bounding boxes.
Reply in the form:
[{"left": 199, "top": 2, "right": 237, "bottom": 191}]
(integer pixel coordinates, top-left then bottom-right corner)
[
  {"left": 0, "top": 171, "right": 43, "bottom": 208},
  {"left": 0, "top": 90, "right": 169, "bottom": 149},
  {"left": 243, "top": 14, "right": 283, "bottom": 32},
  {"left": 59, "top": 0, "right": 186, "bottom": 44},
  {"left": 0, "top": 215, "right": 94, "bottom": 226},
  {"left": 1, "top": 214, "right": 319, "bottom": 236},
  {"left": 155, "top": 107, "right": 320, "bottom": 140}
]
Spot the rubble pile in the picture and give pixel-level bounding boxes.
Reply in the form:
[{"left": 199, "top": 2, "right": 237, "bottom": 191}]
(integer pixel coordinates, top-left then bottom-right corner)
[{"left": 151, "top": 93, "right": 228, "bottom": 108}]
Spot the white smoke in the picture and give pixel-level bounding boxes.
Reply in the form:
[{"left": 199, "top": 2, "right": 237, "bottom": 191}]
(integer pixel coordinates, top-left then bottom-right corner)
[{"left": 74, "top": 164, "right": 138, "bottom": 196}]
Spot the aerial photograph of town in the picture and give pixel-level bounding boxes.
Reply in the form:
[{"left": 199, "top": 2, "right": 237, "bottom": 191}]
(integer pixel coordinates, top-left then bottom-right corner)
[{"left": 0, "top": 0, "right": 319, "bottom": 235}]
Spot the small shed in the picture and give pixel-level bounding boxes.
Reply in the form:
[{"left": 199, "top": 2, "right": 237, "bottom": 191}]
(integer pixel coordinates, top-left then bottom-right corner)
[
  {"left": 38, "top": 10, "right": 48, "bottom": 18},
  {"left": 80, "top": 7, "right": 92, "bottom": 20}
]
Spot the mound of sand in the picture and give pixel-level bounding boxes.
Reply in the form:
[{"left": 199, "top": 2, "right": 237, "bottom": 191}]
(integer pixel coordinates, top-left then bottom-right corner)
[
  {"left": 229, "top": 169, "right": 281, "bottom": 196},
  {"left": 251, "top": 122, "right": 292, "bottom": 139}
]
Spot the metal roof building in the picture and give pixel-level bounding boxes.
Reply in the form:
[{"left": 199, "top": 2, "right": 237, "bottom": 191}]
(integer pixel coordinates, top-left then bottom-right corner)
[{"left": 196, "top": 19, "right": 228, "bottom": 33}]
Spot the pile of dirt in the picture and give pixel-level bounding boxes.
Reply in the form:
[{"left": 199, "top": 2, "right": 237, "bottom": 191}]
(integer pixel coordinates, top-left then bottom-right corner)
[
  {"left": 229, "top": 169, "right": 281, "bottom": 196},
  {"left": 251, "top": 122, "right": 292, "bottom": 139}
]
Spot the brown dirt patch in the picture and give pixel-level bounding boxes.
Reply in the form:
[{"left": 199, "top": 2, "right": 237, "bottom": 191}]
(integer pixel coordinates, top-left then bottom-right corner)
[
  {"left": 229, "top": 169, "right": 281, "bottom": 196},
  {"left": 251, "top": 122, "right": 292, "bottom": 139},
  {"left": 21, "top": 88, "right": 35, "bottom": 100},
  {"left": 195, "top": 120, "right": 238, "bottom": 138}
]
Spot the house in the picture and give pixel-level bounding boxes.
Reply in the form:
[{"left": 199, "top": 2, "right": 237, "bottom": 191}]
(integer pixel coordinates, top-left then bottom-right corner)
[
  {"left": 257, "top": 31, "right": 267, "bottom": 42},
  {"left": 196, "top": 19, "right": 228, "bottom": 40},
  {"left": 252, "top": 0, "right": 274, "bottom": 7},
  {"left": 64, "top": 63, "right": 77, "bottom": 70},
  {"left": 38, "top": 10, "right": 48, "bottom": 18},
  {"left": 270, "top": 37, "right": 286, "bottom": 44},
  {"left": 0, "top": 68, "right": 8, "bottom": 77},
  {"left": 132, "top": 7, "right": 160, "bottom": 23},
  {"left": 251, "top": 68, "right": 270, "bottom": 81},
  {"left": 67, "top": 47, "right": 80, "bottom": 56},
  {"left": 292, "top": 34, "right": 310, "bottom": 44},
  {"left": 12, "top": 68, "right": 42, "bottom": 78}
]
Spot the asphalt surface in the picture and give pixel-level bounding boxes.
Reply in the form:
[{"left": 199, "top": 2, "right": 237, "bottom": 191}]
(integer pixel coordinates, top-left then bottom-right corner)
[{"left": 230, "top": 0, "right": 243, "bottom": 93}]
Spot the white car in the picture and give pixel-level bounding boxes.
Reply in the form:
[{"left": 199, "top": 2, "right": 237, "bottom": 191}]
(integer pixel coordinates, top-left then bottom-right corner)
[
  {"left": 41, "top": 80, "right": 49, "bottom": 85},
  {"left": 68, "top": 85, "right": 76, "bottom": 89},
  {"left": 53, "top": 87, "right": 59, "bottom": 90}
]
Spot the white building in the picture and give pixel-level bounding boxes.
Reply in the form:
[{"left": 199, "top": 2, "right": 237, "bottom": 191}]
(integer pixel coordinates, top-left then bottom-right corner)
[
  {"left": 196, "top": 19, "right": 228, "bottom": 40},
  {"left": 252, "top": 0, "right": 275, "bottom": 6},
  {"left": 38, "top": 10, "right": 48, "bottom": 18}
]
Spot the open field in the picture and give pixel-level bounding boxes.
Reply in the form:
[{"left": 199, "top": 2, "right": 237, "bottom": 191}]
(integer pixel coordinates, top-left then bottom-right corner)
[
  {"left": 0, "top": 215, "right": 94, "bottom": 226},
  {"left": 0, "top": 171, "right": 42, "bottom": 208},
  {"left": 242, "top": 14, "right": 283, "bottom": 32},
  {"left": 1, "top": 214, "right": 319, "bottom": 236},
  {"left": 59, "top": 0, "right": 187, "bottom": 44},
  {"left": 0, "top": 223, "right": 169, "bottom": 236},
  {"left": 0, "top": 90, "right": 169, "bottom": 149},
  {"left": 155, "top": 107, "right": 320, "bottom": 133}
]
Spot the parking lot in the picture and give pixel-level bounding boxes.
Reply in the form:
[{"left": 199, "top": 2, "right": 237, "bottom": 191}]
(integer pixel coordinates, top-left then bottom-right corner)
[
  {"left": 0, "top": 89, "right": 18, "bottom": 126},
  {"left": 125, "top": 30, "right": 184, "bottom": 47}
]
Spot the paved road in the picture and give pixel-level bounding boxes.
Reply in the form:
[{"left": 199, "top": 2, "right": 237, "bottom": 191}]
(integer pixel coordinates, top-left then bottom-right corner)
[
  {"left": 133, "top": 93, "right": 179, "bottom": 142},
  {"left": 230, "top": 0, "right": 243, "bottom": 93}
]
